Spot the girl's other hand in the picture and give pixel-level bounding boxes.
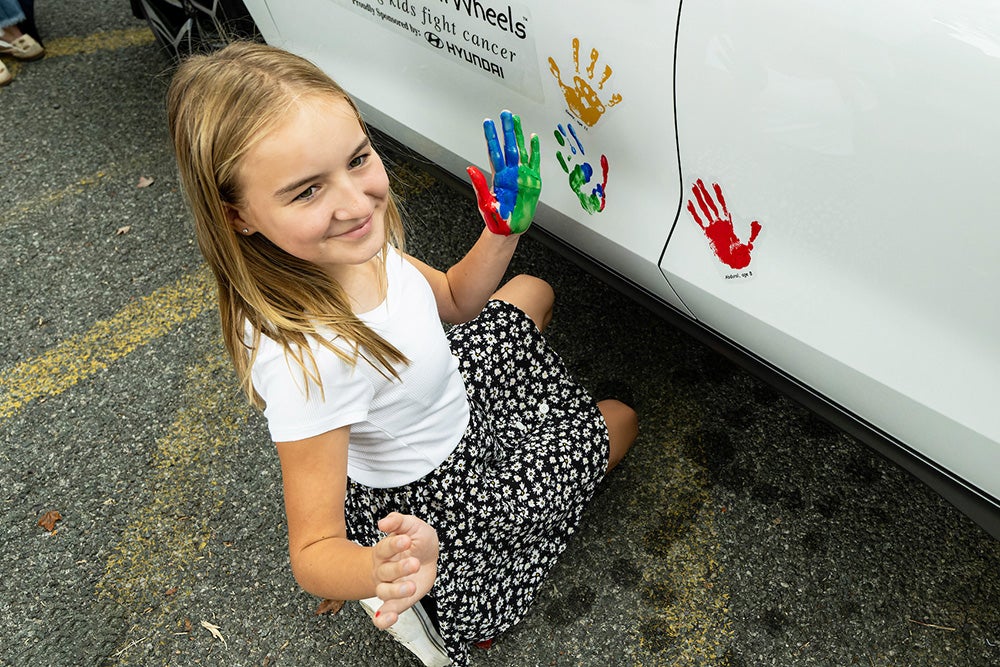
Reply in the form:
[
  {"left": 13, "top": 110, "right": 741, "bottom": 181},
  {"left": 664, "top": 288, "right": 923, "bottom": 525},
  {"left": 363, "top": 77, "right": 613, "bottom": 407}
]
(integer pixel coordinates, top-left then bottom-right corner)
[
  {"left": 369, "top": 512, "right": 440, "bottom": 629},
  {"left": 467, "top": 110, "right": 541, "bottom": 236}
]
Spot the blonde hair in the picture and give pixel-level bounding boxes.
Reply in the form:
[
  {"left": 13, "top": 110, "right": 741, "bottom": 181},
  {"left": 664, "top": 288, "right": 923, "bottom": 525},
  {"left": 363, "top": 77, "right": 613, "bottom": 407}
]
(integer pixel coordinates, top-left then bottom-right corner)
[{"left": 167, "top": 42, "right": 407, "bottom": 407}]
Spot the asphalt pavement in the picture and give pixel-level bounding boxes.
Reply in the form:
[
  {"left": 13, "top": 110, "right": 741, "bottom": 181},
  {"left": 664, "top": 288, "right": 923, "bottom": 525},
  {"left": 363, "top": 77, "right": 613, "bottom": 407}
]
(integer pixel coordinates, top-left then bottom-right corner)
[{"left": 2, "top": 2, "right": 999, "bottom": 666}]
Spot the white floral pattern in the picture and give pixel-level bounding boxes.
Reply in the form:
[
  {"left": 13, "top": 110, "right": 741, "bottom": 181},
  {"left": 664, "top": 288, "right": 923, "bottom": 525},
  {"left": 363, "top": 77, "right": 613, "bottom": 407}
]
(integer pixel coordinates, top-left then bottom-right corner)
[{"left": 345, "top": 299, "right": 609, "bottom": 666}]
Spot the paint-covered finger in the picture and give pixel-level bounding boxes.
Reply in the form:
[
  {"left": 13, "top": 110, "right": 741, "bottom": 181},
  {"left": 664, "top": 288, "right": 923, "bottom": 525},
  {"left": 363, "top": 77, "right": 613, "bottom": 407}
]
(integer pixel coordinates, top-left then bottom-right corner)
[
  {"left": 467, "top": 166, "right": 510, "bottom": 235},
  {"left": 501, "top": 110, "right": 520, "bottom": 168},
  {"left": 467, "top": 165, "right": 495, "bottom": 209},
  {"left": 513, "top": 114, "right": 528, "bottom": 162},
  {"left": 483, "top": 119, "right": 504, "bottom": 174},
  {"left": 528, "top": 132, "right": 541, "bottom": 172}
]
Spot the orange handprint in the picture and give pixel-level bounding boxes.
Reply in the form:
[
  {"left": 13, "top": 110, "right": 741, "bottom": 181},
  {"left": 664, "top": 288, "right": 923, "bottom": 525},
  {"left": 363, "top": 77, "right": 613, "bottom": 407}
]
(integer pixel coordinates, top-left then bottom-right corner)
[{"left": 548, "top": 38, "right": 623, "bottom": 127}]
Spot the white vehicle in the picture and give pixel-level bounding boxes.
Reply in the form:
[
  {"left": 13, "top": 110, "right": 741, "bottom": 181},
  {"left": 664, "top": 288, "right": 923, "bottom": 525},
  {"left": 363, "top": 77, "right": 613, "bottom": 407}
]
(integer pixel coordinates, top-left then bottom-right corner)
[{"left": 134, "top": 0, "right": 1000, "bottom": 538}]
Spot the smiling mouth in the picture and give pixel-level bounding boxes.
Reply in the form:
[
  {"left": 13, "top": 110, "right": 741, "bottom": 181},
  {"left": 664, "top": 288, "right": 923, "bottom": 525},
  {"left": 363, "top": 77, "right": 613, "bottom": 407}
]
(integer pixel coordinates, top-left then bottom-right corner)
[{"left": 334, "top": 214, "right": 373, "bottom": 239}]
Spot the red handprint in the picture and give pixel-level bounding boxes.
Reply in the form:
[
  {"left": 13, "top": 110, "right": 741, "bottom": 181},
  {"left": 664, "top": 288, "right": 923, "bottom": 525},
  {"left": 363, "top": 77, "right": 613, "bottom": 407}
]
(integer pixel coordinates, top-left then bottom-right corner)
[{"left": 686, "top": 179, "right": 762, "bottom": 270}]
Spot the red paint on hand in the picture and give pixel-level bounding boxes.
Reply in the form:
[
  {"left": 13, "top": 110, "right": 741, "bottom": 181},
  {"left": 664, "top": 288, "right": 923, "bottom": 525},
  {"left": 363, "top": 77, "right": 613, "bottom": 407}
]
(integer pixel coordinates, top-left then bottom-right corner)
[
  {"left": 468, "top": 165, "right": 511, "bottom": 235},
  {"left": 686, "top": 179, "right": 761, "bottom": 270}
]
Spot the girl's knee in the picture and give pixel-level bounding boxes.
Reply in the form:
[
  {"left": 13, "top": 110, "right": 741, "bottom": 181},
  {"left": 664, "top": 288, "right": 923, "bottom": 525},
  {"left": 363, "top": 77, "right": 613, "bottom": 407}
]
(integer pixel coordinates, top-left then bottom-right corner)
[
  {"left": 493, "top": 274, "right": 554, "bottom": 331},
  {"left": 511, "top": 274, "right": 554, "bottom": 305},
  {"left": 605, "top": 400, "right": 638, "bottom": 440},
  {"left": 598, "top": 399, "right": 638, "bottom": 471}
]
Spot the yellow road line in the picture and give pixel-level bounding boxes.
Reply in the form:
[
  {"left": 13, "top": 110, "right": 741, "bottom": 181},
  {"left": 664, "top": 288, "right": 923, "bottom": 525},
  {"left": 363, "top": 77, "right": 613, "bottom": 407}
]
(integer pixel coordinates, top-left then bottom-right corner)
[
  {"left": 0, "top": 269, "right": 214, "bottom": 421},
  {"left": 635, "top": 415, "right": 734, "bottom": 664},
  {"left": 96, "top": 349, "right": 246, "bottom": 618},
  {"left": 640, "top": 465, "right": 732, "bottom": 663},
  {"left": 0, "top": 27, "right": 155, "bottom": 77},
  {"left": 4, "top": 170, "right": 110, "bottom": 225},
  {"left": 41, "top": 27, "right": 156, "bottom": 58},
  {"left": 4, "top": 159, "right": 159, "bottom": 230}
]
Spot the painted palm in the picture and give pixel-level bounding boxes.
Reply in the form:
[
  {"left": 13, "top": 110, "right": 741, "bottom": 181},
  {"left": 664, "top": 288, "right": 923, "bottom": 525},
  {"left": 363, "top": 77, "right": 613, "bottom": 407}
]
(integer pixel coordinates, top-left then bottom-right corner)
[{"left": 467, "top": 110, "right": 541, "bottom": 236}]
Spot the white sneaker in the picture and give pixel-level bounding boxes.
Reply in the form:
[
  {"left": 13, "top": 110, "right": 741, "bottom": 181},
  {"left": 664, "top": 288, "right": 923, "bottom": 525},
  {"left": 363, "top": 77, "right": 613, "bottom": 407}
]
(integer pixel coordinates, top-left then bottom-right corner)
[{"left": 359, "top": 597, "right": 452, "bottom": 667}]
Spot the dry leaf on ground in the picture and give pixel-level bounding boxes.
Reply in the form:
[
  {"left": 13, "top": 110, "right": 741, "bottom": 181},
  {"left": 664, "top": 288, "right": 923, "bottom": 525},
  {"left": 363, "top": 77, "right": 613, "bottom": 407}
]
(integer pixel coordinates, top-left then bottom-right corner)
[
  {"left": 37, "top": 510, "right": 62, "bottom": 532},
  {"left": 116, "top": 225, "right": 132, "bottom": 235},
  {"left": 315, "top": 599, "right": 345, "bottom": 616},
  {"left": 137, "top": 176, "right": 154, "bottom": 188},
  {"left": 200, "top": 620, "right": 227, "bottom": 647}
]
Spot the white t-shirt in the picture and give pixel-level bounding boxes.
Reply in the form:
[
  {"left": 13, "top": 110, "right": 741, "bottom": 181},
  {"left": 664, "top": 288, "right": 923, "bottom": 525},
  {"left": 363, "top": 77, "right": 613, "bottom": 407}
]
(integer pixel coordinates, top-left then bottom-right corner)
[{"left": 250, "top": 248, "right": 470, "bottom": 488}]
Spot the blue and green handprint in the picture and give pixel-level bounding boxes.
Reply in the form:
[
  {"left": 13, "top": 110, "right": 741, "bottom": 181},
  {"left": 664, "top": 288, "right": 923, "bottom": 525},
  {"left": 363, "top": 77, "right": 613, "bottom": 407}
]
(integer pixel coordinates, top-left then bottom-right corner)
[{"left": 554, "top": 122, "right": 608, "bottom": 215}]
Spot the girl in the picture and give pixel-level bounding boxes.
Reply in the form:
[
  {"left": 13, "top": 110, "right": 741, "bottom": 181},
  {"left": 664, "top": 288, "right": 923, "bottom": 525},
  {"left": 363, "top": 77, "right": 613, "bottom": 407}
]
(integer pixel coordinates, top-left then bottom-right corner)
[{"left": 167, "top": 42, "right": 638, "bottom": 666}]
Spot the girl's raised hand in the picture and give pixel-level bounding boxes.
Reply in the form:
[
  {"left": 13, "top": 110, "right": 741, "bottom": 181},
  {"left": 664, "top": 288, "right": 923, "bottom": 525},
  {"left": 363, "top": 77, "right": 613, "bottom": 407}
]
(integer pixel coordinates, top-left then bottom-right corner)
[
  {"left": 467, "top": 109, "right": 542, "bottom": 236},
  {"left": 369, "top": 512, "right": 440, "bottom": 629}
]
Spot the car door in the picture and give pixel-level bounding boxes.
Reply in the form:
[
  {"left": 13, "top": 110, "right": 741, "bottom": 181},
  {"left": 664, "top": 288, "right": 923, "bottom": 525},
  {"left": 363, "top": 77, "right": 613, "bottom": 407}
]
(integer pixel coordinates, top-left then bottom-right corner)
[
  {"left": 243, "top": 0, "right": 690, "bottom": 313},
  {"left": 664, "top": 0, "right": 1000, "bottom": 500}
]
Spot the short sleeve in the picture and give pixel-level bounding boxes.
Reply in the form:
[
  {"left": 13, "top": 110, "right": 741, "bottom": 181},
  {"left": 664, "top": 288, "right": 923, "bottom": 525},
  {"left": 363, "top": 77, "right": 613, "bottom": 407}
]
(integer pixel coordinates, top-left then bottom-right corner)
[{"left": 251, "top": 336, "right": 375, "bottom": 442}]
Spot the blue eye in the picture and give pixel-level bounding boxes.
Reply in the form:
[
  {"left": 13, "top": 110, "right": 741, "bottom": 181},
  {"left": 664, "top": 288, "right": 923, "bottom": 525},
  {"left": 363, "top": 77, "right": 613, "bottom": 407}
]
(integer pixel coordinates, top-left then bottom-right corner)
[{"left": 294, "top": 185, "right": 319, "bottom": 202}]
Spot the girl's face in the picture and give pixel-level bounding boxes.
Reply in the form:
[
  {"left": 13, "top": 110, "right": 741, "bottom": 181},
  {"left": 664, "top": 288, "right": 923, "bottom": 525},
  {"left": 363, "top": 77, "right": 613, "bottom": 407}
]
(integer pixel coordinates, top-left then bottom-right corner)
[{"left": 229, "top": 96, "right": 390, "bottom": 282}]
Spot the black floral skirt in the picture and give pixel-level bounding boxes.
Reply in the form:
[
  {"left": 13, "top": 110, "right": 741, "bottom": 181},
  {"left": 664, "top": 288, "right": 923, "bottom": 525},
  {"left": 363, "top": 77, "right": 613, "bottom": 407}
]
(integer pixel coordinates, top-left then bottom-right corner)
[{"left": 344, "top": 299, "right": 609, "bottom": 666}]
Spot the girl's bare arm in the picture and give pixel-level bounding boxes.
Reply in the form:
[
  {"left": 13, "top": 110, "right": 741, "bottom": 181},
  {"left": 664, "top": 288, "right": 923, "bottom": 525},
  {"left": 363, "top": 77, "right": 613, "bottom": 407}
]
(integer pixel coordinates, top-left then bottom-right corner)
[
  {"left": 275, "top": 427, "right": 436, "bottom": 614},
  {"left": 405, "top": 228, "right": 520, "bottom": 324}
]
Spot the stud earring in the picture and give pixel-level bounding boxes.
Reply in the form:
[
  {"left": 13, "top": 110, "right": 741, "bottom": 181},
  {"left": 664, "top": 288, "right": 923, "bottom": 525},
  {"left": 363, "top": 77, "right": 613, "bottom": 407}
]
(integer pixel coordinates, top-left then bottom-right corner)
[{"left": 242, "top": 228, "right": 249, "bottom": 234}]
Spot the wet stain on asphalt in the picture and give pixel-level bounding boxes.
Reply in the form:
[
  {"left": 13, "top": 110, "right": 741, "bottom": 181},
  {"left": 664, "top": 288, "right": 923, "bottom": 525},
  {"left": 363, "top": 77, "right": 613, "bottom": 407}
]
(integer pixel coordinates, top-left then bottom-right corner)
[
  {"left": 845, "top": 451, "right": 883, "bottom": 485},
  {"left": 638, "top": 617, "right": 676, "bottom": 654},
  {"left": 814, "top": 493, "right": 844, "bottom": 519},
  {"left": 642, "top": 578, "right": 678, "bottom": 607},
  {"left": 722, "top": 404, "right": 756, "bottom": 430},
  {"left": 632, "top": 423, "right": 733, "bottom": 662},
  {"left": 94, "top": 348, "right": 248, "bottom": 644},
  {"left": 838, "top": 599, "right": 862, "bottom": 617},
  {"left": 749, "top": 380, "right": 782, "bottom": 405},
  {"left": 699, "top": 352, "right": 741, "bottom": 385},
  {"left": 759, "top": 607, "right": 789, "bottom": 636},
  {"left": 544, "top": 584, "right": 596, "bottom": 625},
  {"left": 681, "top": 426, "right": 736, "bottom": 483},
  {"left": 642, "top": 493, "right": 705, "bottom": 555},
  {"left": 801, "top": 529, "right": 828, "bottom": 555},
  {"left": 723, "top": 648, "right": 748, "bottom": 667},
  {"left": 607, "top": 557, "right": 642, "bottom": 588},
  {"left": 750, "top": 481, "right": 804, "bottom": 510}
]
